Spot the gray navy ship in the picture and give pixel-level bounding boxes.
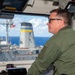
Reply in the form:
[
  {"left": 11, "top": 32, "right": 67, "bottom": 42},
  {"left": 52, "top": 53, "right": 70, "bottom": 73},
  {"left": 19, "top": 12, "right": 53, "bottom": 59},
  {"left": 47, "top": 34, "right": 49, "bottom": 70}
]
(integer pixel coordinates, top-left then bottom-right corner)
[{"left": 0, "top": 22, "right": 42, "bottom": 72}]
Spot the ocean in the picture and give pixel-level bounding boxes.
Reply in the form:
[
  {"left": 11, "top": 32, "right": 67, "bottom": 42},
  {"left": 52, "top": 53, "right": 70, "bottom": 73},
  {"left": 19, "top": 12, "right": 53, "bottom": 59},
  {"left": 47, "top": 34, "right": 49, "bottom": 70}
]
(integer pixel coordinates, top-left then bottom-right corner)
[{"left": 0, "top": 37, "right": 50, "bottom": 46}]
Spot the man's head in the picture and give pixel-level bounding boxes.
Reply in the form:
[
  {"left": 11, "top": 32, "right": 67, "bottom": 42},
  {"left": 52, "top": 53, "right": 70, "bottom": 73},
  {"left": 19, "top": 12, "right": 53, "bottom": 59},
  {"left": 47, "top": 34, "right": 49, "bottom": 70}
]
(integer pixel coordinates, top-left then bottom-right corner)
[{"left": 47, "top": 8, "right": 72, "bottom": 34}]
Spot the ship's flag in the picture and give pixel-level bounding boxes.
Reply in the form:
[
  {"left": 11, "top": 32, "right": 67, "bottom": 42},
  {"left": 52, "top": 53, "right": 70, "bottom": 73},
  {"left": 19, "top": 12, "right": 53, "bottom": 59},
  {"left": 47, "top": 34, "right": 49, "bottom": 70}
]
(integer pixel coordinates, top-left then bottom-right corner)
[{"left": 10, "top": 25, "right": 16, "bottom": 28}]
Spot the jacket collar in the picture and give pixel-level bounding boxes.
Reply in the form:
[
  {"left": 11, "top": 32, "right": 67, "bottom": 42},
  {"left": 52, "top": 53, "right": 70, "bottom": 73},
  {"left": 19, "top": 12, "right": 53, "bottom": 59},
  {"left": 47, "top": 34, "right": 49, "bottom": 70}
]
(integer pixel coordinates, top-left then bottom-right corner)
[{"left": 59, "top": 26, "right": 71, "bottom": 32}]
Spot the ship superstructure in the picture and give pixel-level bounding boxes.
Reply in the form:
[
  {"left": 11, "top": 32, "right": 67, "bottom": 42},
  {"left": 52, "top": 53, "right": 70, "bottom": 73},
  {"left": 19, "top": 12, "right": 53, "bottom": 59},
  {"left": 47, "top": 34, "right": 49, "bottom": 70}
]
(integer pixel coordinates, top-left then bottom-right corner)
[{"left": 20, "top": 22, "right": 35, "bottom": 49}]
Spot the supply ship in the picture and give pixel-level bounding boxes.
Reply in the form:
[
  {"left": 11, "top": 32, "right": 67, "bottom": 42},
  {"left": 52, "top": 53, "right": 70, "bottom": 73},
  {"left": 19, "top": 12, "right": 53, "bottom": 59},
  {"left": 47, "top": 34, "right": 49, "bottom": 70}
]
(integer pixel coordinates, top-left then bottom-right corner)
[{"left": 0, "top": 21, "right": 42, "bottom": 72}]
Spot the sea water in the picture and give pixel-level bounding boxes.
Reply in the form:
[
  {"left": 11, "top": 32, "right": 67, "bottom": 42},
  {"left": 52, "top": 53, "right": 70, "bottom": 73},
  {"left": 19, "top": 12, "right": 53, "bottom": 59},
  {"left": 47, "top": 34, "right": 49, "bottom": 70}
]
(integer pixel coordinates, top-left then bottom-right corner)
[{"left": 0, "top": 37, "right": 50, "bottom": 46}]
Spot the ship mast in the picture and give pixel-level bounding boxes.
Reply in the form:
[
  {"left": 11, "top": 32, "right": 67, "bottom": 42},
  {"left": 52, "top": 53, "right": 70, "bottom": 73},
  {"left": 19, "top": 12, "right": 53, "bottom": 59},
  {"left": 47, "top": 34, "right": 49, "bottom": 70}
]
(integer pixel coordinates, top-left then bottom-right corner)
[
  {"left": 1, "top": 19, "right": 13, "bottom": 44},
  {"left": 6, "top": 20, "right": 9, "bottom": 44},
  {"left": 6, "top": 19, "right": 13, "bottom": 44}
]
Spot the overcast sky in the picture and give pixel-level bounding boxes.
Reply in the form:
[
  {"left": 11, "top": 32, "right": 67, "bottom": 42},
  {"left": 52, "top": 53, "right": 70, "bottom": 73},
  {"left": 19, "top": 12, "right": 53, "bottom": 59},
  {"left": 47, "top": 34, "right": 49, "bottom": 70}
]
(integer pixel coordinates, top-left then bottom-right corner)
[{"left": 0, "top": 14, "right": 53, "bottom": 37}]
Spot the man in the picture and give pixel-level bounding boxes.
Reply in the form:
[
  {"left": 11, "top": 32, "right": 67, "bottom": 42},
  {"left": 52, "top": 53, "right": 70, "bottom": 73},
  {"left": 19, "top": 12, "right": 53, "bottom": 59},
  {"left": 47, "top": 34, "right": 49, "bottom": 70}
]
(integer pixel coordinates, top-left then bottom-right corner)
[{"left": 27, "top": 9, "right": 75, "bottom": 75}]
